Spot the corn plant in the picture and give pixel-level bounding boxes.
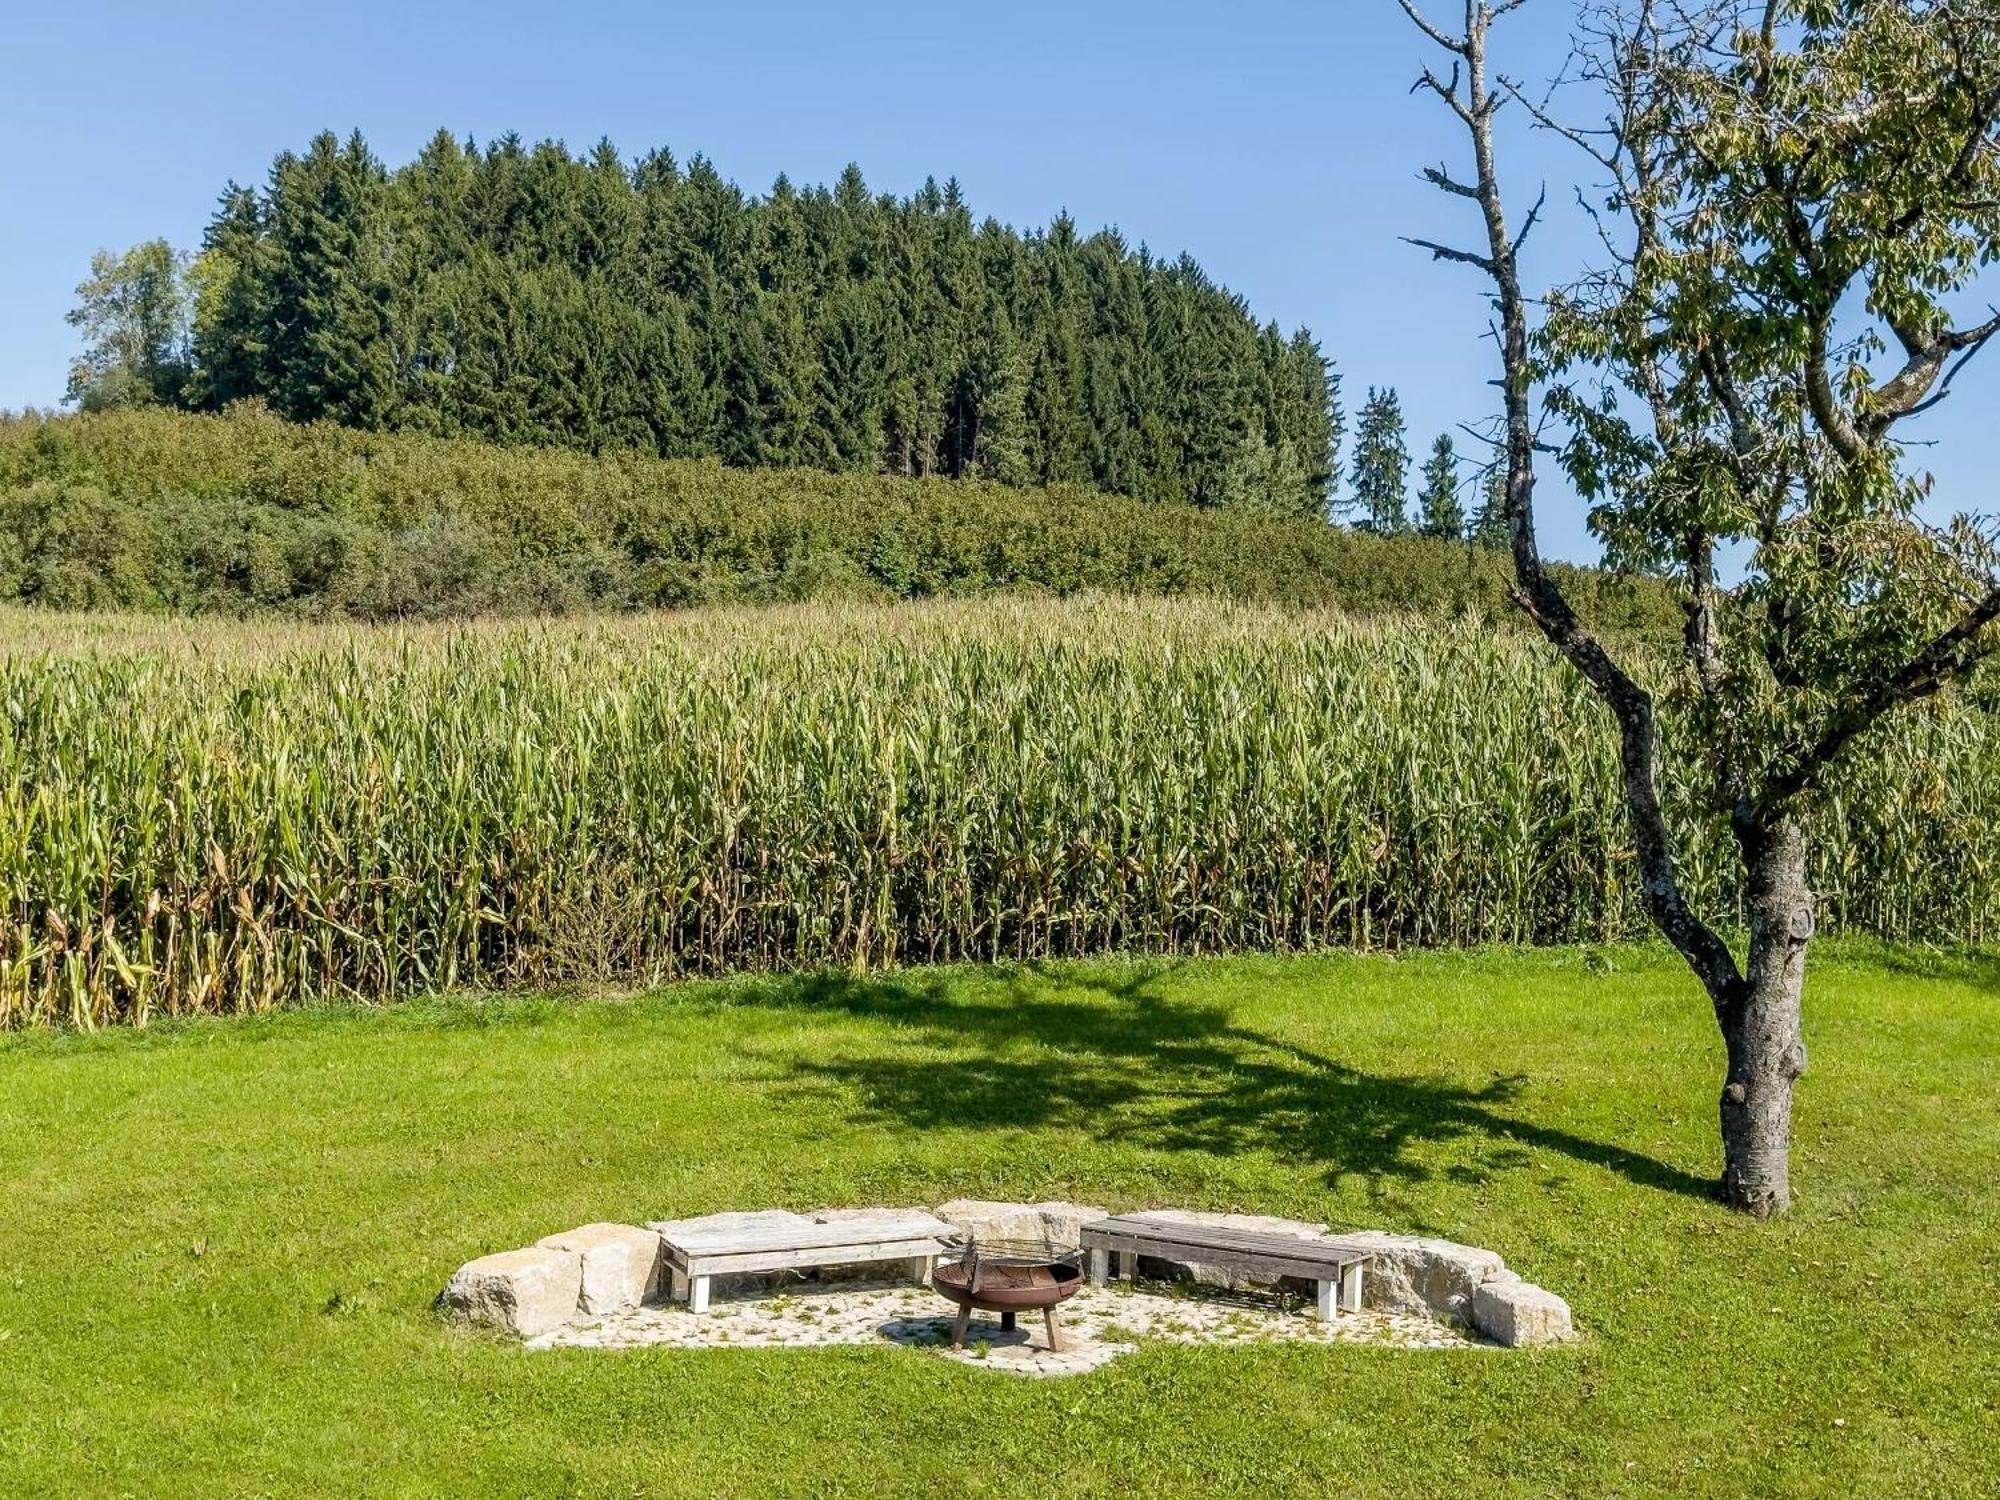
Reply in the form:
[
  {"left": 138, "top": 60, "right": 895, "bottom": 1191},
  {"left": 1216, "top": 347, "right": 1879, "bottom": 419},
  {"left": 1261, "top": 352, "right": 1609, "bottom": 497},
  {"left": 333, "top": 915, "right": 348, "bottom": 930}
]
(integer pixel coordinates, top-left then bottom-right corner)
[{"left": 2, "top": 598, "right": 1992, "bottom": 1028}]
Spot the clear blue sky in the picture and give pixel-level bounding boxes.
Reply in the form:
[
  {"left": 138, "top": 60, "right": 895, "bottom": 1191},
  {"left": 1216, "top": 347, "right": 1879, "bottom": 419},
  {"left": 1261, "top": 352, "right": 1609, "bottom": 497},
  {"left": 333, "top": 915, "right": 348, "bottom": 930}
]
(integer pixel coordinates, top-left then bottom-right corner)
[{"left": 3, "top": 0, "right": 1991, "bottom": 561}]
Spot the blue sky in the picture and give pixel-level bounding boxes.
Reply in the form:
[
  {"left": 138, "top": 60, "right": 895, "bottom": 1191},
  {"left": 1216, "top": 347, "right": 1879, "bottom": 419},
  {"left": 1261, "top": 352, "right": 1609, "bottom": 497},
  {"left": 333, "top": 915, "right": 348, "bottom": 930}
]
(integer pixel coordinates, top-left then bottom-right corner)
[{"left": 2, "top": 0, "right": 1991, "bottom": 562}]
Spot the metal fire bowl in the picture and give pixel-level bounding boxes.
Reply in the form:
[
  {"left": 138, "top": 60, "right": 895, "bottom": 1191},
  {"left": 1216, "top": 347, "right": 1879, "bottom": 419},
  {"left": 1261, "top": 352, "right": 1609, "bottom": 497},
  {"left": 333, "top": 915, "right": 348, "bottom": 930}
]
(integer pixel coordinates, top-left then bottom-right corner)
[{"left": 931, "top": 1259, "right": 1084, "bottom": 1312}]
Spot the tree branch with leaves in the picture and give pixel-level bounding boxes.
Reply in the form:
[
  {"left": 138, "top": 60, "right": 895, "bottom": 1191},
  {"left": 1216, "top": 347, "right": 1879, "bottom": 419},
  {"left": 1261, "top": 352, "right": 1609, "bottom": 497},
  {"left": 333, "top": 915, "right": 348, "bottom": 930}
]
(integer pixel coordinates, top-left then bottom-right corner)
[{"left": 1395, "top": 0, "right": 2000, "bottom": 1215}]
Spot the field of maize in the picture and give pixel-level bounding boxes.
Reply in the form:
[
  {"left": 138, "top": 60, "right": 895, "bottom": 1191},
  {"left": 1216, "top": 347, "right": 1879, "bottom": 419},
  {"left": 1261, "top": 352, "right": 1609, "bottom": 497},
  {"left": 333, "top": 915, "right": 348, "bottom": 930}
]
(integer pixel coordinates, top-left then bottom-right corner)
[{"left": 3, "top": 597, "right": 1993, "bottom": 1028}]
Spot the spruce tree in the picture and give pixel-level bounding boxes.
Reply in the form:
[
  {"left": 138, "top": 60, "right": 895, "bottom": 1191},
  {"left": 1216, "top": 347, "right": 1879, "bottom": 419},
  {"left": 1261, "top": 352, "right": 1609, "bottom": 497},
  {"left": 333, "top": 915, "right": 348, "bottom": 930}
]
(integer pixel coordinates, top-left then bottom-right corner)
[
  {"left": 154, "top": 132, "right": 1342, "bottom": 512},
  {"left": 1418, "top": 433, "right": 1465, "bottom": 540},
  {"left": 187, "top": 185, "right": 270, "bottom": 411},
  {"left": 1469, "top": 464, "right": 1510, "bottom": 550},
  {"left": 262, "top": 132, "right": 399, "bottom": 428},
  {"left": 1348, "top": 386, "right": 1410, "bottom": 533}
]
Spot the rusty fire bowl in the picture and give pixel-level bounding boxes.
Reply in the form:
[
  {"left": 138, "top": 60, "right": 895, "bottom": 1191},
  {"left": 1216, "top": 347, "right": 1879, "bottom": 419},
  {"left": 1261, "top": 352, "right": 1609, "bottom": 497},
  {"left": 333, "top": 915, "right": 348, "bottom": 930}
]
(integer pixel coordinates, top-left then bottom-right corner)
[{"left": 931, "top": 1258, "right": 1085, "bottom": 1312}]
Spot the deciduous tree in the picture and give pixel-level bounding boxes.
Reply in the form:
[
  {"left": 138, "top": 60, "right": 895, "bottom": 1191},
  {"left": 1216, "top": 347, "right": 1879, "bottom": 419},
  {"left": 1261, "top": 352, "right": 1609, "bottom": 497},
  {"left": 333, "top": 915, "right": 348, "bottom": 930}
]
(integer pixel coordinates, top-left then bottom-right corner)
[
  {"left": 64, "top": 240, "right": 191, "bottom": 411},
  {"left": 1398, "top": 0, "right": 2000, "bottom": 1214}
]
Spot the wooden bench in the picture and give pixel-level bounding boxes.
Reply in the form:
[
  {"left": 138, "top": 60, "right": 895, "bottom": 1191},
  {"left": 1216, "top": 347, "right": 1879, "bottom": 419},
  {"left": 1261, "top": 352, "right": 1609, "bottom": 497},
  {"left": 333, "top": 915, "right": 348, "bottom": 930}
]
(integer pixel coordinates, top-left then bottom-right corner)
[
  {"left": 1079, "top": 1215, "right": 1374, "bottom": 1320},
  {"left": 661, "top": 1213, "right": 954, "bottom": 1314}
]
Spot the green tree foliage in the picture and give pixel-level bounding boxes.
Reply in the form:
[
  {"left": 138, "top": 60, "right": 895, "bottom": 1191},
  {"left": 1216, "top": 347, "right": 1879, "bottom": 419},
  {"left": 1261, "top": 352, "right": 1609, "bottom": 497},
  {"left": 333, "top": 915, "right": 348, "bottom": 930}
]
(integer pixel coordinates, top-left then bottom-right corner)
[
  {"left": 0, "top": 405, "right": 1678, "bottom": 632},
  {"left": 1418, "top": 433, "right": 1465, "bottom": 540},
  {"left": 148, "top": 133, "right": 1342, "bottom": 516},
  {"left": 1465, "top": 463, "right": 1509, "bottom": 549},
  {"left": 1347, "top": 386, "right": 1410, "bottom": 532},
  {"left": 64, "top": 240, "right": 192, "bottom": 411}
]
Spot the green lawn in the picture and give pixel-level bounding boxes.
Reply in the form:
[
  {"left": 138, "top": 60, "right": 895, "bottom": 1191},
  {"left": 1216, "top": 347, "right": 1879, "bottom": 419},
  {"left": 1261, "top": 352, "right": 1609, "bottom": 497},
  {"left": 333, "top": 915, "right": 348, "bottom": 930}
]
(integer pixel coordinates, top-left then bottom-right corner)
[{"left": 2, "top": 945, "right": 1995, "bottom": 1497}]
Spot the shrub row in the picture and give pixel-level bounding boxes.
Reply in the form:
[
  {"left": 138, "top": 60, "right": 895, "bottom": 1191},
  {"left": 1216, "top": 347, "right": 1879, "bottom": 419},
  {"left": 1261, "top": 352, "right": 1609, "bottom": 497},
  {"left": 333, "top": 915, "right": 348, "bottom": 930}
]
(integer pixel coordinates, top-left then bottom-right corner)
[{"left": 0, "top": 405, "right": 1679, "bottom": 630}]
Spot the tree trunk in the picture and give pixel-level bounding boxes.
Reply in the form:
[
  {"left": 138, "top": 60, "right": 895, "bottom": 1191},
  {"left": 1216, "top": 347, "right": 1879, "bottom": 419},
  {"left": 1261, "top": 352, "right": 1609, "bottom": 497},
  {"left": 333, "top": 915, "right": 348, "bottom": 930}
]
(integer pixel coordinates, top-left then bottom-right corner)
[{"left": 1719, "top": 817, "right": 1812, "bottom": 1217}]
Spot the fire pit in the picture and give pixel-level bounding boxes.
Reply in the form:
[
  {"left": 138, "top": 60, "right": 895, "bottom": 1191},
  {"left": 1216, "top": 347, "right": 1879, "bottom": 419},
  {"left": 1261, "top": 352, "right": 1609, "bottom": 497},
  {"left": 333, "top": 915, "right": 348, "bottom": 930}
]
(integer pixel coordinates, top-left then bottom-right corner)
[{"left": 931, "top": 1238, "right": 1085, "bottom": 1352}]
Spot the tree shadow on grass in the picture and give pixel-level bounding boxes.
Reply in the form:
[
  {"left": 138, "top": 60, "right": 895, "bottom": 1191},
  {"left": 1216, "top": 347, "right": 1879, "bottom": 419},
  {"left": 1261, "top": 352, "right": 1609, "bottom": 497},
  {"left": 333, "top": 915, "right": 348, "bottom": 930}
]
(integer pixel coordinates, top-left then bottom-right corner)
[{"left": 755, "top": 960, "right": 1716, "bottom": 1207}]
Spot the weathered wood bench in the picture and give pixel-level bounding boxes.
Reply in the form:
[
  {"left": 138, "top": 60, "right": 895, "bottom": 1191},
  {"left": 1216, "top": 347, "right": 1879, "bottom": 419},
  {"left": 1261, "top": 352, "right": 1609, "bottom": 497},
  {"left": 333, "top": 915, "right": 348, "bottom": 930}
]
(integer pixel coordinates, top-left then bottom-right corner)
[
  {"left": 1079, "top": 1215, "right": 1374, "bottom": 1320},
  {"left": 661, "top": 1213, "right": 954, "bottom": 1314}
]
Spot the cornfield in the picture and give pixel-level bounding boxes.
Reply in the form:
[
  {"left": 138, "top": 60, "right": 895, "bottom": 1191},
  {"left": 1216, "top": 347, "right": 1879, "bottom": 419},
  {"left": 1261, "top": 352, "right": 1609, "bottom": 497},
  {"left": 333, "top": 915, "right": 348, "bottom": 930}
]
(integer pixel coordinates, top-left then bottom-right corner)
[{"left": 3, "top": 597, "right": 1993, "bottom": 1028}]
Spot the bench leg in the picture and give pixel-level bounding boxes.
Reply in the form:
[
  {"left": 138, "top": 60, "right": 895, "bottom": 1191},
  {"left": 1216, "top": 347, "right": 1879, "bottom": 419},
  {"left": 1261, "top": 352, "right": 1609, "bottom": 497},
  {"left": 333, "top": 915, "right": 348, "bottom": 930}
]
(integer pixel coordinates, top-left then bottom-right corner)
[
  {"left": 1088, "top": 1247, "right": 1109, "bottom": 1287},
  {"left": 689, "top": 1275, "right": 711, "bottom": 1314},
  {"left": 1316, "top": 1277, "right": 1336, "bottom": 1322},
  {"left": 670, "top": 1267, "right": 690, "bottom": 1303},
  {"left": 1342, "top": 1262, "right": 1364, "bottom": 1313},
  {"left": 911, "top": 1254, "right": 934, "bottom": 1285},
  {"left": 1119, "top": 1250, "right": 1136, "bottom": 1283}
]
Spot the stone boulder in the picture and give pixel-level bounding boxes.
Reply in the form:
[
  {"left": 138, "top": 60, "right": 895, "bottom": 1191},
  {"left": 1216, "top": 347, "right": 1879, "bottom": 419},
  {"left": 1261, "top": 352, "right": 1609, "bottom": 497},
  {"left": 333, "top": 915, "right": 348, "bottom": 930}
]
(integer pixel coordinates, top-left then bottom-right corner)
[
  {"left": 1336, "top": 1231, "right": 1513, "bottom": 1324},
  {"left": 536, "top": 1223, "right": 664, "bottom": 1315},
  {"left": 934, "top": 1199, "right": 1110, "bottom": 1253},
  {"left": 1472, "top": 1279, "right": 1576, "bottom": 1346},
  {"left": 440, "top": 1247, "right": 583, "bottom": 1338}
]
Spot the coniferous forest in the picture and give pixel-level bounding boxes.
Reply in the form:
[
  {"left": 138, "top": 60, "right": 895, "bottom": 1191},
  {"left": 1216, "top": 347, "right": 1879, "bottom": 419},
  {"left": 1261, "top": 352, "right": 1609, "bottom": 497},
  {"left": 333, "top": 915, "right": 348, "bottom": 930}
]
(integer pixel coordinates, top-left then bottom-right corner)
[{"left": 174, "top": 130, "right": 1341, "bottom": 516}]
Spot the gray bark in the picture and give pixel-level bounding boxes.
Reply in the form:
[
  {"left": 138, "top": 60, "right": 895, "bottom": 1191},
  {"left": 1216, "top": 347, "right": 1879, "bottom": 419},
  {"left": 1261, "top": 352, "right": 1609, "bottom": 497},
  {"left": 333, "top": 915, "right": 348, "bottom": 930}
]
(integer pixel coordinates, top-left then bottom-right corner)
[{"left": 1718, "top": 816, "right": 1811, "bottom": 1217}]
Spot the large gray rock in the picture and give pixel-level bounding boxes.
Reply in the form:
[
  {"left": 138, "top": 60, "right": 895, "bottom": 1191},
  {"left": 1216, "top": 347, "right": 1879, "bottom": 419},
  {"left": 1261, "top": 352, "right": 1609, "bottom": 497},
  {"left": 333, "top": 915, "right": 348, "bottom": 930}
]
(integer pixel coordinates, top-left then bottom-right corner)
[
  {"left": 440, "top": 1247, "right": 583, "bottom": 1338},
  {"left": 1337, "top": 1231, "right": 1512, "bottom": 1324},
  {"left": 1120, "top": 1210, "right": 1332, "bottom": 1291},
  {"left": 1473, "top": 1279, "right": 1576, "bottom": 1346},
  {"left": 536, "top": 1223, "right": 664, "bottom": 1315},
  {"left": 934, "top": 1199, "right": 1110, "bottom": 1252}
]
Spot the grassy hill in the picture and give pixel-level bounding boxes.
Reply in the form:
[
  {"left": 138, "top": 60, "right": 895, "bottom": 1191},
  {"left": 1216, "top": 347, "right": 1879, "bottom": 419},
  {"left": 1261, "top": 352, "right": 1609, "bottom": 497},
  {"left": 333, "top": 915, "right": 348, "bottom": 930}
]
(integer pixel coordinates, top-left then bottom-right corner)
[{"left": 0, "top": 404, "right": 1676, "bottom": 629}]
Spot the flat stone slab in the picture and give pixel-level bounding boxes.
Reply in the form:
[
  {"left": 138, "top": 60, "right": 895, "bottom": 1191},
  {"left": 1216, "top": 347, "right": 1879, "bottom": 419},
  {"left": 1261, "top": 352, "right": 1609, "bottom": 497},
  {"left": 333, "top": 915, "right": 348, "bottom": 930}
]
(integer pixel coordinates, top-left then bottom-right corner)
[{"left": 528, "top": 1277, "right": 1485, "bottom": 1376}]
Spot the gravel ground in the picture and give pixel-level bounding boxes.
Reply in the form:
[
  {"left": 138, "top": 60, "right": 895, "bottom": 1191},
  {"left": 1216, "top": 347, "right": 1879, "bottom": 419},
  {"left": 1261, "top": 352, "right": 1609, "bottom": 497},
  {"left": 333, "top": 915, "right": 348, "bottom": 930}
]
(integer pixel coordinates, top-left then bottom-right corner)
[{"left": 530, "top": 1277, "right": 1488, "bottom": 1377}]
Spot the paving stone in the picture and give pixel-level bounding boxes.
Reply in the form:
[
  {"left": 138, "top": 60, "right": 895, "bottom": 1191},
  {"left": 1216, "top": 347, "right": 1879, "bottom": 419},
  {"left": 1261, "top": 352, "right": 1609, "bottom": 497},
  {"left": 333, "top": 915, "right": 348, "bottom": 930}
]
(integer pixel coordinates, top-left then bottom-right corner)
[{"left": 525, "top": 1276, "right": 1486, "bottom": 1376}]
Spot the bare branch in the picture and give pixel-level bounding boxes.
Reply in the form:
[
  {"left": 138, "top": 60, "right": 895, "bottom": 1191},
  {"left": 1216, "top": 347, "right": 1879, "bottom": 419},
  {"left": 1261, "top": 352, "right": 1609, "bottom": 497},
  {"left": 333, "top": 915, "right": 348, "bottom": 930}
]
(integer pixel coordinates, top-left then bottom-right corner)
[
  {"left": 1401, "top": 236, "right": 1496, "bottom": 272},
  {"left": 1397, "top": 0, "right": 1745, "bottom": 1005},
  {"left": 1412, "top": 63, "right": 1476, "bottom": 126},
  {"left": 1422, "top": 164, "right": 1481, "bottom": 200},
  {"left": 1397, "top": 0, "right": 1469, "bottom": 56},
  {"left": 1512, "top": 184, "right": 1548, "bottom": 256}
]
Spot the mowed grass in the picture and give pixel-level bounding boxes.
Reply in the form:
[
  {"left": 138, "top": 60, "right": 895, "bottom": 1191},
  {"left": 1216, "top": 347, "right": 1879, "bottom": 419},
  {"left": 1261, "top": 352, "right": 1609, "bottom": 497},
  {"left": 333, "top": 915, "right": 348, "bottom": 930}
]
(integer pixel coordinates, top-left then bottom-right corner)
[{"left": 1, "top": 944, "right": 1995, "bottom": 1497}]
